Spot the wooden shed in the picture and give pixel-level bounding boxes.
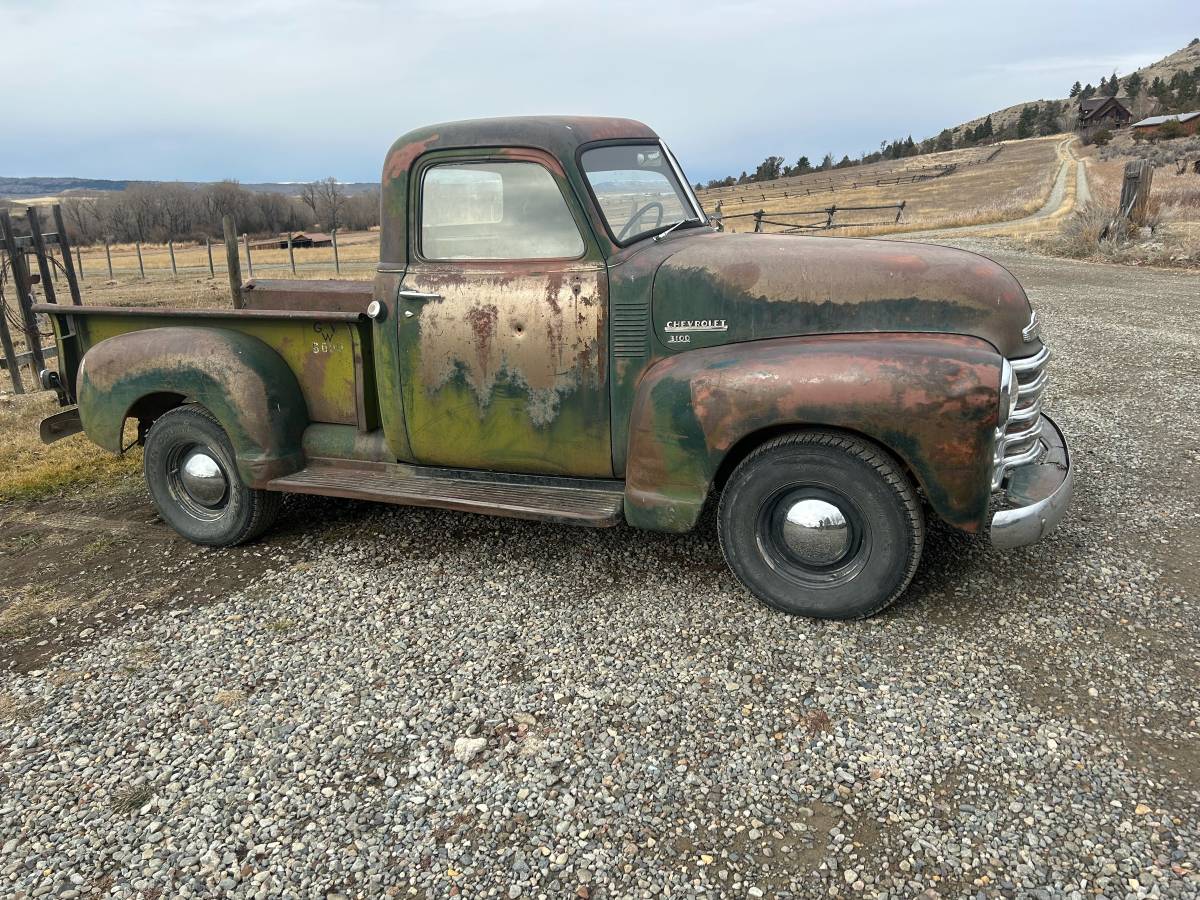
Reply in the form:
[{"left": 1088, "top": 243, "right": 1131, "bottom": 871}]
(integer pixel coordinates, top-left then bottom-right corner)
[{"left": 1130, "top": 111, "right": 1200, "bottom": 137}]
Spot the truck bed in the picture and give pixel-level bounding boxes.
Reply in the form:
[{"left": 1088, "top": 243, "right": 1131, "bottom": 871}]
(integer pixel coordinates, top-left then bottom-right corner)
[
  {"left": 241, "top": 278, "right": 373, "bottom": 314},
  {"left": 32, "top": 301, "right": 376, "bottom": 431}
]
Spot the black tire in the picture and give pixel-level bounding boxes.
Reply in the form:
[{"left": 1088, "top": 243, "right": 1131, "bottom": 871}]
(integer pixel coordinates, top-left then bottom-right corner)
[
  {"left": 717, "top": 430, "right": 923, "bottom": 619},
  {"left": 143, "top": 405, "right": 281, "bottom": 547}
]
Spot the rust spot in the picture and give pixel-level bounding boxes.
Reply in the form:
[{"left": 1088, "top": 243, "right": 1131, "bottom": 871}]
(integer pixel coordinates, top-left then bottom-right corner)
[
  {"left": 383, "top": 133, "right": 440, "bottom": 182},
  {"left": 465, "top": 304, "right": 500, "bottom": 379}
]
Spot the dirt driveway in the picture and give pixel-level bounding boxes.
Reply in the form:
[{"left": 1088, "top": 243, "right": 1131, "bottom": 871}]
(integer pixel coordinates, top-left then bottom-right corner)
[{"left": 1, "top": 244, "right": 1197, "bottom": 898}]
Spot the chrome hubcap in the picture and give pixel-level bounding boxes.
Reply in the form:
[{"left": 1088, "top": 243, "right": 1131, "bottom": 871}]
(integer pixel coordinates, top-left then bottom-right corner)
[
  {"left": 179, "top": 449, "right": 228, "bottom": 508},
  {"left": 779, "top": 498, "right": 851, "bottom": 566}
]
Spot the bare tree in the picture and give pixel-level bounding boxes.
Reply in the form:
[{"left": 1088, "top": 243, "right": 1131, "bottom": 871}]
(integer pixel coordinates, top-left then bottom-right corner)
[
  {"left": 343, "top": 189, "right": 381, "bottom": 231},
  {"left": 302, "top": 177, "right": 348, "bottom": 232},
  {"left": 61, "top": 197, "right": 99, "bottom": 243},
  {"left": 299, "top": 182, "right": 321, "bottom": 225}
]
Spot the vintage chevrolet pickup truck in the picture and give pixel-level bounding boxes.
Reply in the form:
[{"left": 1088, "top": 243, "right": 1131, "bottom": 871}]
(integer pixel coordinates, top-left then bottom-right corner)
[{"left": 34, "top": 116, "right": 1072, "bottom": 619}]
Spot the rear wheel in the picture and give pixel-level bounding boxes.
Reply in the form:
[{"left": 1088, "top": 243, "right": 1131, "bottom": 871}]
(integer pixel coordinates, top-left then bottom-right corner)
[
  {"left": 143, "top": 405, "right": 280, "bottom": 546},
  {"left": 717, "top": 431, "right": 923, "bottom": 619}
]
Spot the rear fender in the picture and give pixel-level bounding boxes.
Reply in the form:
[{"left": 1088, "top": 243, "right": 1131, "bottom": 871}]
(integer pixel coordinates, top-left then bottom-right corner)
[
  {"left": 624, "top": 333, "right": 1001, "bottom": 533},
  {"left": 76, "top": 327, "right": 308, "bottom": 486}
]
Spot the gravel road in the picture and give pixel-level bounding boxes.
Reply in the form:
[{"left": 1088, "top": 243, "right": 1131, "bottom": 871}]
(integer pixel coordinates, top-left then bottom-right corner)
[{"left": 2, "top": 244, "right": 1198, "bottom": 899}]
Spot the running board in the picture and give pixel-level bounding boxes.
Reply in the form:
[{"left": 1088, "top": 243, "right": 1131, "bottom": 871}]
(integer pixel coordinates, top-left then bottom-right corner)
[{"left": 266, "top": 458, "right": 625, "bottom": 527}]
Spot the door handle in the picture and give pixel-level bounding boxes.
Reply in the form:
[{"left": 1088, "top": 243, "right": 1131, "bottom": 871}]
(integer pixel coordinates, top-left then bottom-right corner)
[{"left": 398, "top": 289, "right": 442, "bottom": 301}]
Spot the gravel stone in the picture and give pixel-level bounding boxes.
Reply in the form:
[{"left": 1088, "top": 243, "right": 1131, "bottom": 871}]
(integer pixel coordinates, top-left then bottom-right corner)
[{"left": 1, "top": 243, "right": 1198, "bottom": 897}]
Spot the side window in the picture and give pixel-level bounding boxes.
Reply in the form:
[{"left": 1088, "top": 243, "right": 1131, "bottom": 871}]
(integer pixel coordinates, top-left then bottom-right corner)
[{"left": 421, "top": 161, "right": 585, "bottom": 260}]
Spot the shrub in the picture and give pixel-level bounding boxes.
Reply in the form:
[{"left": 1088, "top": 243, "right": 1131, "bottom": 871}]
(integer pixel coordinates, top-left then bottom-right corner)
[
  {"left": 1092, "top": 129, "right": 1113, "bottom": 147},
  {"left": 1159, "top": 119, "right": 1187, "bottom": 140},
  {"left": 1055, "top": 203, "right": 1127, "bottom": 257}
]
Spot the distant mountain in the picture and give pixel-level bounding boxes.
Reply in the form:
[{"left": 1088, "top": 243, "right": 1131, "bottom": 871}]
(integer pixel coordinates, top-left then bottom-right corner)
[
  {"left": 0, "top": 176, "right": 378, "bottom": 200},
  {"left": 0, "top": 176, "right": 131, "bottom": 198}
]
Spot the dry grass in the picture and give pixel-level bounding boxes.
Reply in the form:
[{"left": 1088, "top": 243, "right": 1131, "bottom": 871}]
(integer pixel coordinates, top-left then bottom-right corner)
[
  {"left": 0, "top": 586, "right": 77, "bottom": 639},
  {"left": 213, "top": 688, "right": 248, "bottom": 708},
  {"left": 1045, "top": 139, "right": 1200, "bottom": 267},
  {"left": 74, "top": 230, "right": 381, "bottom": 280},
  {"left": 700, "top": 136, "right": 1063, "bottom": 236},
  {"left": 0, "top": 391, "right": 140, "bottom": 502},
  {"left": 111, "top": 784, "right": 155, "bottom": 814}
]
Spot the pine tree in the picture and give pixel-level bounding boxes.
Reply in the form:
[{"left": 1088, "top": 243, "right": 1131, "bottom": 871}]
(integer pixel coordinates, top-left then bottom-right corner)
[
  {"left": 1125, "top": 71, "right": 1144, "bottom": 99},
  {"left": 1105, "top": 71, "right": 1120, "bottom": 96},
  {"left": 1016, "top": 104, "right": 1039, "bottom": 139},
  {"left": 1079, "top": 83, "right": 1096, "bottom": 101},
  {"left": 1069, "top": 81, "right": 1082, "bottom": 98}
]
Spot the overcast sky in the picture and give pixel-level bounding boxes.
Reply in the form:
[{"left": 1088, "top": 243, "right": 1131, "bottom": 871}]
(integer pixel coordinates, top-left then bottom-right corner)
[{"left": 1, "top": 0, "right": 1193, "bottom": 183}]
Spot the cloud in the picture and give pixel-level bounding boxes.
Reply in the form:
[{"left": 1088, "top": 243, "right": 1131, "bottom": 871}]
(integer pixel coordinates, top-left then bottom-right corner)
[{"left": 0, "top": 0, "right": 1192, "bottom": 182}]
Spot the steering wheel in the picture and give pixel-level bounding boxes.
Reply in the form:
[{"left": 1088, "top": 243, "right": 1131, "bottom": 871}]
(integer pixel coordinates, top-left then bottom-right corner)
[{"left": 617, "top": 201, "right": 665, "bottom": 241}]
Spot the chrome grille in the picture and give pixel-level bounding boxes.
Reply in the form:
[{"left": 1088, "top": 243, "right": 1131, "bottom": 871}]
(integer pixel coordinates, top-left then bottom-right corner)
[{"left": 995, "top": 345, "right": 1051, "bottom": 486}]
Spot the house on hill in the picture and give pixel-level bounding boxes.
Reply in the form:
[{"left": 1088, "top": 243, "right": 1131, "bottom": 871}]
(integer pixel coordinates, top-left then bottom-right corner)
[
  {"left": 1131, "top": 111, "right": 1200, "bottom": 137},
  {"left": 1076, "top": 96, "right": 1132, "bottom": 130}
]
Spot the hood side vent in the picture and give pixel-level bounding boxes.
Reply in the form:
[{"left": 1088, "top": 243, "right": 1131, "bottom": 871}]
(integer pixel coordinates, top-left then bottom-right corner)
[{"left": 612, "top": 296, "right": 649, "bottom": 358}]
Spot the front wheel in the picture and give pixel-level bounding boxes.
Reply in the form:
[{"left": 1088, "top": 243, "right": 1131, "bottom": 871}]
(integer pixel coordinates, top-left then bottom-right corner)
[
  {"left": 143, "top": 405, "right": 281, "bottom": 547},
  {"left": 718, "top": 431, "right": 924, "bottom": 619}
]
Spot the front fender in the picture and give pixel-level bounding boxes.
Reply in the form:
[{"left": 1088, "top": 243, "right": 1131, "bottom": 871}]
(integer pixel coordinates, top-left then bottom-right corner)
[
  {"left": 623, "top": 333, "right": 1001, "bottom": 533},
  {"left": 76, "top": 326, "right": 308, "bottom": 486}
]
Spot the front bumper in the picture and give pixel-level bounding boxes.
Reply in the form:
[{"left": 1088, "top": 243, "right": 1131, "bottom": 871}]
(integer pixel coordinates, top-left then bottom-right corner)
[{"left": 989, "top": 413, "right": 1072, "bottom": 549}]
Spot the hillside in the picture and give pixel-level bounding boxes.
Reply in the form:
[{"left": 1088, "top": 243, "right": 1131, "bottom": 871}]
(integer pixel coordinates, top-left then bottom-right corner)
[
  {"left": 0, "top": 175, "right": 378, "bottom": 200},
  {"left": 952, "top": 39, "right": 1200, "bottom": 139}
]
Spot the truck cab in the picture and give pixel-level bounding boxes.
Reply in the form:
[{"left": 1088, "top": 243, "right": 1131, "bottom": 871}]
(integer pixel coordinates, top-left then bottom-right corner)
[{"left": 37, "top": 116, "right": 1072, "bottom": 619}]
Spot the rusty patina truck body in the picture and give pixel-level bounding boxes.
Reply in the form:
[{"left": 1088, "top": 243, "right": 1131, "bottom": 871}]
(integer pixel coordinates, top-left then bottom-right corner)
[{"left": 36, "top": 116, "right": 1072, "bottom": 618}]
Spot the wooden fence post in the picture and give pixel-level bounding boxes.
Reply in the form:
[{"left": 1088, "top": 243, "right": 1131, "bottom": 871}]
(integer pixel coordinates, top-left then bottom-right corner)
[
  {"left": 52, "top": 206, "right": 82, "bottom": 305},
  {"left": 0, "top": 308, "right": 22, "bottom": 394},
  {"left": 242, "top": 233, "right": 253, "bottom": 279},
  {"left": 105, "top": 239, "right": 114, "bottom": 280},
  {"left": 0, "top": 211, "right": 48, "bottom": 379},
  {"left": 135, "top": 241, "right": 145, "bottom": 279},
  {"left": 1118, "top": 159, "right": 1154, "bottom": 226},
  {"left": 223, "top": 216, "right": 244, "bottom": 309},
  {"left": 168, "top": 240, "right": 177, "bottom": 278},
  {"left": 332, "top": 228, "right": 340, "bottom": 273},
  {"left": 287, "top": 233, "right": 296, "bottom": 274},
  {"left": 75, "top": 245, "right": 84, "bottom": 280},
  {"left": 753, "top": 210, "right": 764, "bottom": 233},
  {"left": 26, "top": 207, "right": 59, "bottom": 306},
  {"left": 0, "top": 215, "right": 24, "bottom": 391},
  {"left": 206, "top": 237, "right": 215, "bottom": 277}
]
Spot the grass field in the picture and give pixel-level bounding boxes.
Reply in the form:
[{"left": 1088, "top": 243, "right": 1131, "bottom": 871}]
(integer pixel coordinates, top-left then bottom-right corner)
[
  {"left": 72, "top": 229, "right": 380, "bottom": 281},
  {"left": 697, "top": 136, "right": 1064, "bottom": 236}
]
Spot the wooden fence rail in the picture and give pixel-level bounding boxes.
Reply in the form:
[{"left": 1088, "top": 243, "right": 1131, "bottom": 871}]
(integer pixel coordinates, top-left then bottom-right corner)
[{"left": 720, "top": 201, "right": 907, "bottom": 233}]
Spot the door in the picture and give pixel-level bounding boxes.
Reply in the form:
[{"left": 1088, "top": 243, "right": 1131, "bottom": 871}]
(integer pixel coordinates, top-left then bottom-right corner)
[{"left": 396, "top": 152, "right": 612, "bottom": 478}]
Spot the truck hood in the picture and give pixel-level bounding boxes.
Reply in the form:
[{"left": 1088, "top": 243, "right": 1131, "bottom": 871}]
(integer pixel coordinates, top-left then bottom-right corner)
[{"left": 650, "top": 232, "right": 1034, "bottom": 358}]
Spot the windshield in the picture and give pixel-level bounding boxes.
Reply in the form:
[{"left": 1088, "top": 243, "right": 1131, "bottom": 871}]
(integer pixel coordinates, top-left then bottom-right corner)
[{"left": 581, "top": 144, "right": 703, "bottom": 244}]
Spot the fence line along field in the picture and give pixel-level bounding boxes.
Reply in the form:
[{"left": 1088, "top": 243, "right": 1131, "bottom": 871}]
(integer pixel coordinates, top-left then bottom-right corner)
[{"left": 699, "top": 135, "right": 1064, "bottom": 235}]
